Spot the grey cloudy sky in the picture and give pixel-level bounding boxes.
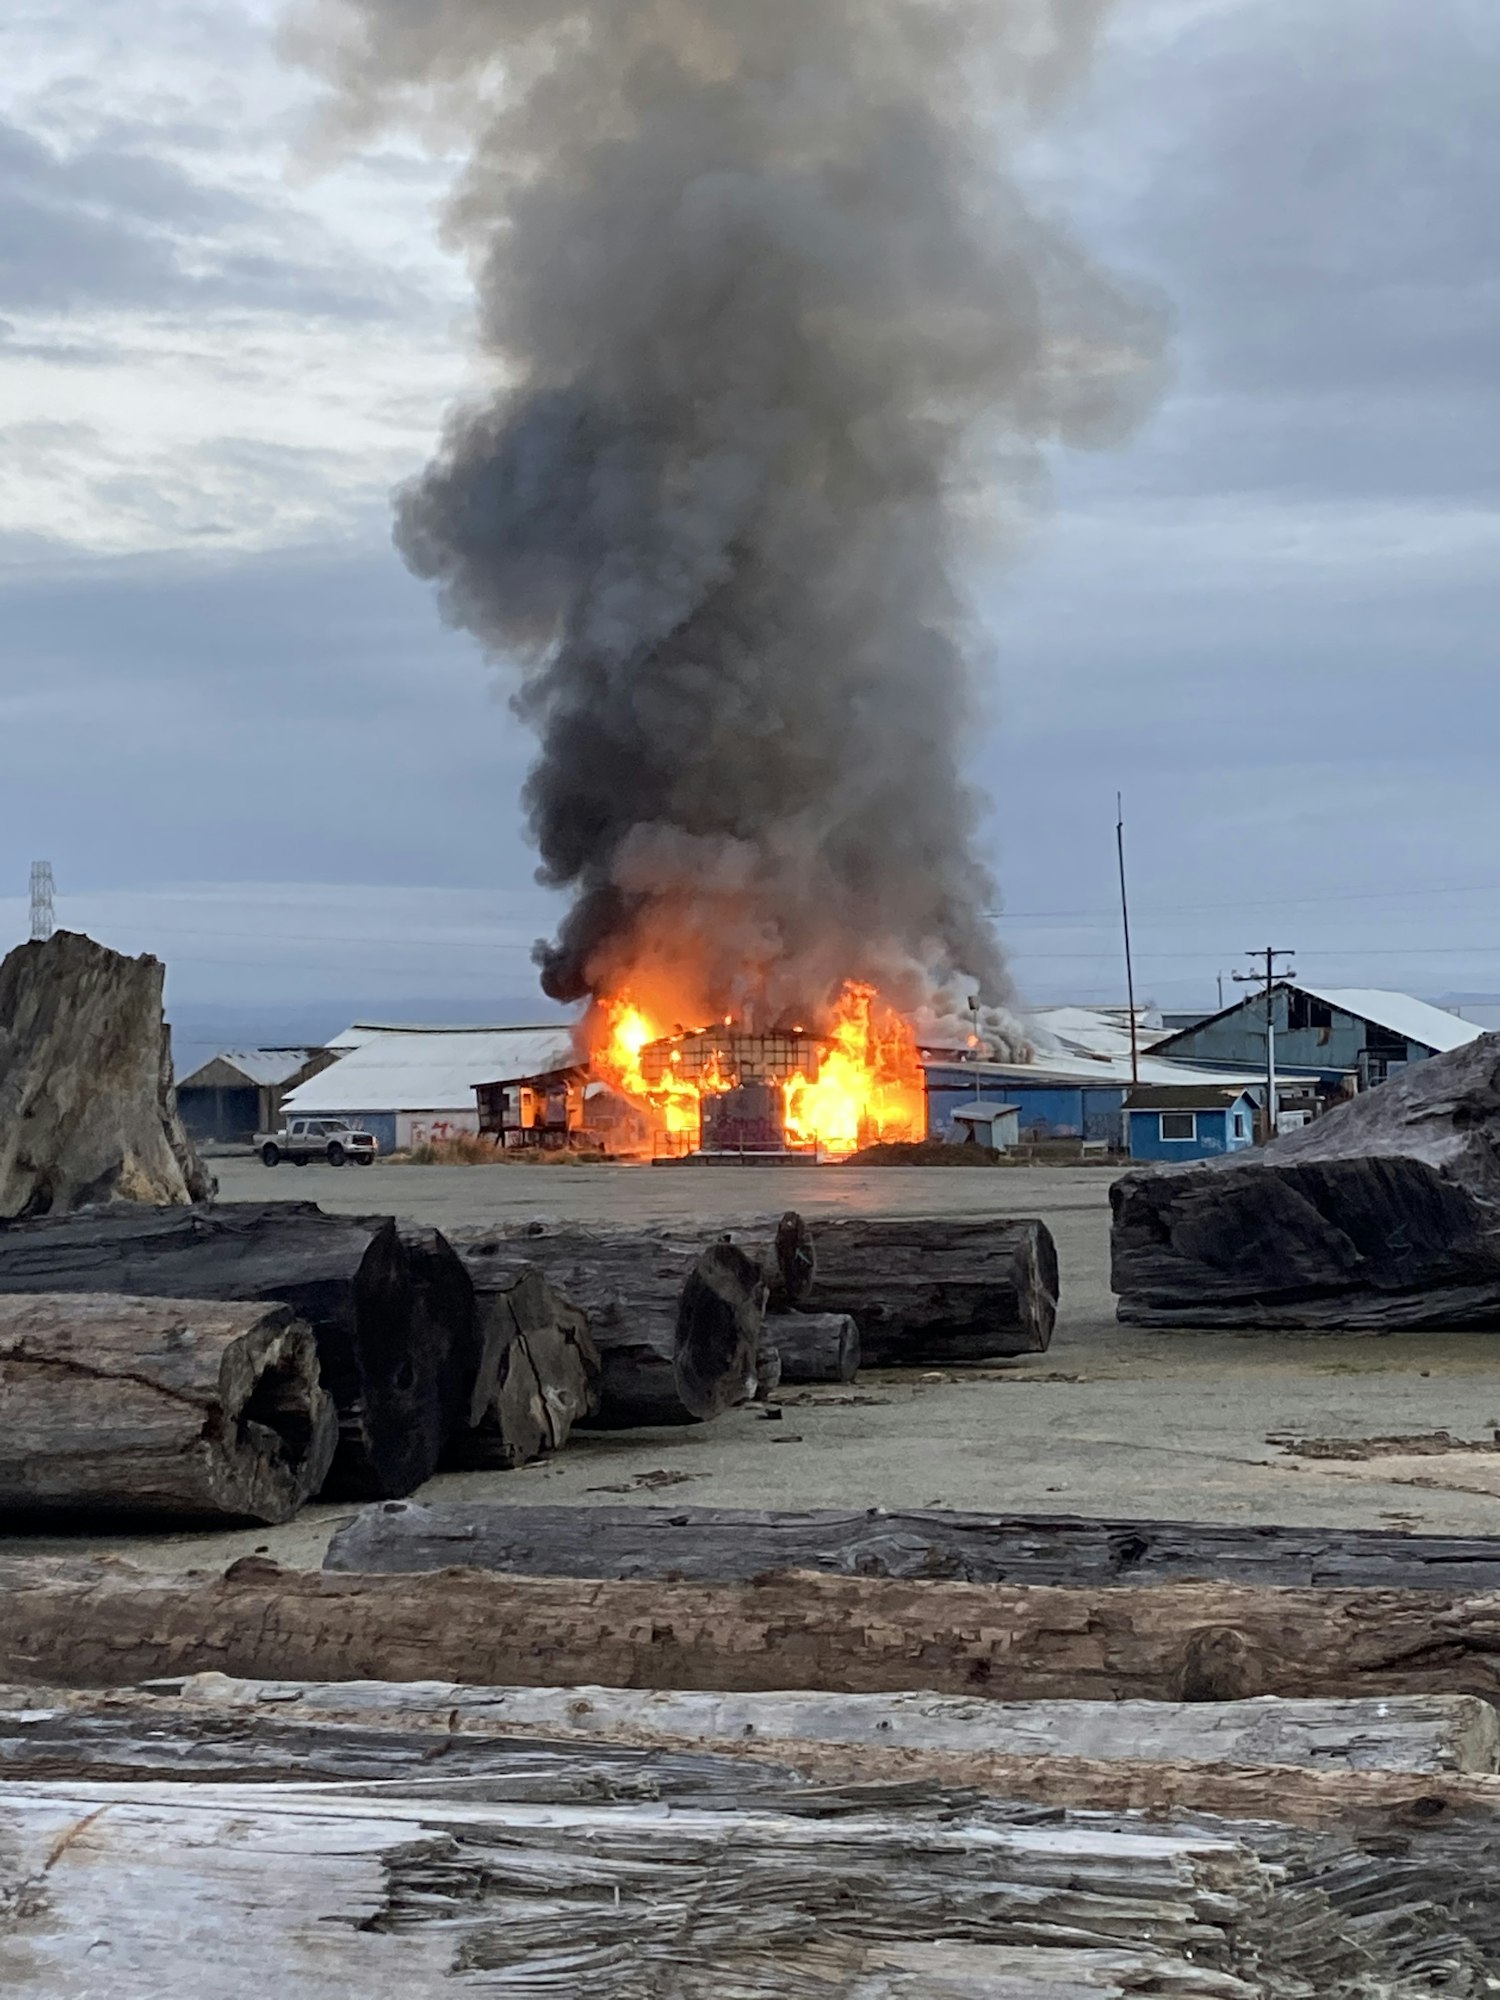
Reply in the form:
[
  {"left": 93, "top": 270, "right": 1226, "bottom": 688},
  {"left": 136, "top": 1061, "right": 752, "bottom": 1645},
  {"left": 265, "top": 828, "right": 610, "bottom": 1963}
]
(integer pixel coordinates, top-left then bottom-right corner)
[{"left": 1, "top": 0, "right": 1496, "bottom": 1037}]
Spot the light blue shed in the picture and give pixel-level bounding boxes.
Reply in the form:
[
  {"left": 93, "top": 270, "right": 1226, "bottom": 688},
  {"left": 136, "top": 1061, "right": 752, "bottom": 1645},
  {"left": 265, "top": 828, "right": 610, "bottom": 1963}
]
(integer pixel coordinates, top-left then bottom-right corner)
[{"left": 1125, "top": 1084, "right": 1259, "bottom": 1163}]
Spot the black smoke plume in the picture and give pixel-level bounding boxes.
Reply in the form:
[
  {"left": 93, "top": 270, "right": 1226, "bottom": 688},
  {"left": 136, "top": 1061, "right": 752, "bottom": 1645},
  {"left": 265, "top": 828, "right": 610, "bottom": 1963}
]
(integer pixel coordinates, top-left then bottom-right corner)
[{"left": 293, "top": 0, "right": 1163, "bottom": 1045}]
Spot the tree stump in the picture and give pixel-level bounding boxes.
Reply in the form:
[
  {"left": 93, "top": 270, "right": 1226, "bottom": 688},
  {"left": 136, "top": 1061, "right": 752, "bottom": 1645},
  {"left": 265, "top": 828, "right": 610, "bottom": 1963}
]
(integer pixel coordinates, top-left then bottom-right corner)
[
  {"left": 0, "top": 1294, "right": 336, "bottom": 1522},
  {"left": 0, "top": 1204, "right": 480, "bottom": 1499},
  {"left": 0, "top": 931, "right": 211, "bottom": 1220}
]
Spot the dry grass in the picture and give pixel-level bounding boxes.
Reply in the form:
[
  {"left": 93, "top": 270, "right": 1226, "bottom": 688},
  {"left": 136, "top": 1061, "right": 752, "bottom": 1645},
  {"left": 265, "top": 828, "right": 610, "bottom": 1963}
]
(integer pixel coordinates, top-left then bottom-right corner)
[{"left": 397, "top": 1136, "right": 610, "bottom": 1167}]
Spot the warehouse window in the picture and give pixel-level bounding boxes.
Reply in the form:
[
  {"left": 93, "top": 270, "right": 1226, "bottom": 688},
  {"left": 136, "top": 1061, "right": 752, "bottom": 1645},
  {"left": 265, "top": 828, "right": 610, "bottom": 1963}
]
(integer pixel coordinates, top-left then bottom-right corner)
[
  {"left": 1234, "top": 1112, "right": 1249, "bottom": 1138},
  {"left": 1160, "top": 1112, "right": 1198, "bottom": 1141},
  {"left": 1286, "top": 992, "right": 1334, "bottom": 1033}
]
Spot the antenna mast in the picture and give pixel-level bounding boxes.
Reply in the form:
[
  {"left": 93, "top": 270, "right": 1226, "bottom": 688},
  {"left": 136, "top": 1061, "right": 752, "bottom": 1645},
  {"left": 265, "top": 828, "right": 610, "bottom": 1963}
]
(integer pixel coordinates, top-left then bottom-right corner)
[
  {"left": 28, "top": 862, "right": 55, "bottom": 943},
  {"left": 1115, "top": 796, "right": 1140, "bottom": 1087}
]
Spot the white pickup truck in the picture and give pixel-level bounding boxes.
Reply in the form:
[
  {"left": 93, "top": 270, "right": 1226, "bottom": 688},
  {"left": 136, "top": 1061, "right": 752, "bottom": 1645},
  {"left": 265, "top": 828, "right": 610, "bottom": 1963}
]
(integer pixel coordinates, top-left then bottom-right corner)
[{"left": 257, "top": 1118, "right": 378, "bottom": 1168}]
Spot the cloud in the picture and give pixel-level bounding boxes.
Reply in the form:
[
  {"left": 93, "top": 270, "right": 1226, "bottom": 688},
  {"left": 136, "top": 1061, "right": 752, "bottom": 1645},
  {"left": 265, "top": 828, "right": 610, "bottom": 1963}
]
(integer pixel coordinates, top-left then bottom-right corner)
[{"left": 0, "top": 0, "right": 1497, "bottom": 1018}]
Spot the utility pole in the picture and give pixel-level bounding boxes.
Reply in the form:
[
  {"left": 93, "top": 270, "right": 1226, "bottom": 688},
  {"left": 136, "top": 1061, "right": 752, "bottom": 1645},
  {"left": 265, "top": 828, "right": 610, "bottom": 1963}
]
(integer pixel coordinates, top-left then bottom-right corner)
[
  {"left": 1234, "top": 948, "right": 1295, "bottom": 1143},
  {"left": 1115, "top": 795, "right": 1140, "bottom": 1087},
  {"left": 28, "top": 862, "right": 55, "bottom": 943}
]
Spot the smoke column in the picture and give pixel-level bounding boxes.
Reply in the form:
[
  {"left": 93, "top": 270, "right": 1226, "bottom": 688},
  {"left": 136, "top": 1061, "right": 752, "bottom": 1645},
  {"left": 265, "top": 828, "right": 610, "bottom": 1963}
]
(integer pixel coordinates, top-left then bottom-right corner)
[{"left": 293, "top": 0, "right": 1163, "bottom": 1045}]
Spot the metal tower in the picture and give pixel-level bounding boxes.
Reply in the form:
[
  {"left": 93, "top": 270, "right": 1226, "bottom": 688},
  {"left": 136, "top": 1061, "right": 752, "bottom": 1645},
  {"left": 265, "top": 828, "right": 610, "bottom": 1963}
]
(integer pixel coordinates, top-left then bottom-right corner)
[{"left": 29, "top": 861, "right": 55, "bottom": 942}]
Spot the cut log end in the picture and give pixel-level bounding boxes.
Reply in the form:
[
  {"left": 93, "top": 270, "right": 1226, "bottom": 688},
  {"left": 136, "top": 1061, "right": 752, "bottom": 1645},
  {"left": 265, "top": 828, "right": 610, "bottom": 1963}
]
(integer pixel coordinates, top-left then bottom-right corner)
[
  {"left": 0, "top": 1295, "right": 337, "bottom": 1525},
  {"left": 766, "top": 1312, "right": 861, "bottom": 1383},
  {"left": 675, "top": 1243, "right": 768, "bottom": 1422}
]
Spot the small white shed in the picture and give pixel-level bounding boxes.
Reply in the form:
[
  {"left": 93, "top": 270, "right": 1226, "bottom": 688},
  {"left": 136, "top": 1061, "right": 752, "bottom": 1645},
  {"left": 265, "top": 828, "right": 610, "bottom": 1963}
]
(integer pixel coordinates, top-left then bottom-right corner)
[{"left": 950, "top": 1101, "right": 1022, "bottom": 1152}]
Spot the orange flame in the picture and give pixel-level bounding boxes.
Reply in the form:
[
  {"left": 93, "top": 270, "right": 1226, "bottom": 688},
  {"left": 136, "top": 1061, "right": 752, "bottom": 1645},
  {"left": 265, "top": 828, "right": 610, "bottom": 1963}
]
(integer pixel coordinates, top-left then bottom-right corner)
[
  {"left": 591, "top": 980, "right": 924, "bottom": 1158},
  {"left": 781, "top": 985, "right": 925, "bottom": 1155}
]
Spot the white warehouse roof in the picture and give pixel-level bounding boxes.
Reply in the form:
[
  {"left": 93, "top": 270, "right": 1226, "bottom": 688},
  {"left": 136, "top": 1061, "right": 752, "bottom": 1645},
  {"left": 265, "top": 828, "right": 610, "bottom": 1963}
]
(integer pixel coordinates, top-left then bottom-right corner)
[
  {"left": 1293, "top": 985, "right": 1483, "bottom": 1055},
  {"left": 285, "top": 1025, "right": 578, "bottom": 1115}
]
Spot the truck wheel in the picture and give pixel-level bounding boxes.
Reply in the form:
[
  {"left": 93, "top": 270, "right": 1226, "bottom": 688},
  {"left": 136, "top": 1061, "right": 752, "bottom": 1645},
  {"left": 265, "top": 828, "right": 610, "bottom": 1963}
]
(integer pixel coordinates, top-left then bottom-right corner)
[
  {"left": 260, "top": 1144, "right": 280, "bottom": 1167},
  {"left": 354, "top": 1154, "right": 373, "bottom": 1166},
  {"left": 327, "top": 1142, "right": 347, "bottom": 1166}
]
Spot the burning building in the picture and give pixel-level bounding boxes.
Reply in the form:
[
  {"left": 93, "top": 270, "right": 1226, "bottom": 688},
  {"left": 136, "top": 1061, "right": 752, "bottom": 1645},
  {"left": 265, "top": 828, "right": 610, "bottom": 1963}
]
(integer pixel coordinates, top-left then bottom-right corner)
[{"left": 592, "top": 983, "right": 927, "bottom": 1159}]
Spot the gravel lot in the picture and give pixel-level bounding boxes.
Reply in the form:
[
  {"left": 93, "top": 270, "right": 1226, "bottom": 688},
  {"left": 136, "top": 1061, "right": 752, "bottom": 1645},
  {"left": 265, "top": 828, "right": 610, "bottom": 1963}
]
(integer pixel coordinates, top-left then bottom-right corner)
[{"left": 13, "top": 1155, "right": 1500, "bottom": 1569}]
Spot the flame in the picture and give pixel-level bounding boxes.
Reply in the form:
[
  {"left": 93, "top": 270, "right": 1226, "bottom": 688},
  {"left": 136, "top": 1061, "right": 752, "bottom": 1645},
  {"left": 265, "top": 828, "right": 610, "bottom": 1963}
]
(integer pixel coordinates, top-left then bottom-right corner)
[
  {"left": 591, "top": 980, "right": 924, "bottom": 1158},
  {"left": 782, "top": 985, "right": 925, "bottom": 1155}
]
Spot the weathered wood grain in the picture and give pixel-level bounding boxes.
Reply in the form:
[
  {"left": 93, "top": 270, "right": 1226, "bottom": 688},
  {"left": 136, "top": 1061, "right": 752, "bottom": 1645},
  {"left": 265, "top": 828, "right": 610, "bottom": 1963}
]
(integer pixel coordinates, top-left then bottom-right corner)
[
  {"left": 0, "top": 1681, "right": 1492, "bottom": 1984},
  {"left": 794, "top": 1217, "right": 1058, "bottom": 1361},
  {"left": 0, "top": 1778, "right": 1389, "bottom": 1998},
  {"left": 10, "top": 1557, "right": 1500, "bottom": 1707},
  {"left": 0, "top": 1204, "right": 481, "bottom": 1499},
  {"left": 0, "top": 1294, "right": 336, "bottom": 1523},
  {"left": 119, "top": 1677, "right": 1500, "bottom": 1775},
  {"left": 322, "top": 1498, "right": 1500, "bottom": 1593},
  {"left": 448, "top": 1263, "right": 599, "bottom": 1469}
]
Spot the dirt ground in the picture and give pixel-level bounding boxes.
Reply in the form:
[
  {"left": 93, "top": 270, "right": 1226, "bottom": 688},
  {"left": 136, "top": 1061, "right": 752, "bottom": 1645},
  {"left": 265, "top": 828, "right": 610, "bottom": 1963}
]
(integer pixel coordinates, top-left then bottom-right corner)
[{"left": 20, "top": 1156, "right": 1500, "bottom": 1569}]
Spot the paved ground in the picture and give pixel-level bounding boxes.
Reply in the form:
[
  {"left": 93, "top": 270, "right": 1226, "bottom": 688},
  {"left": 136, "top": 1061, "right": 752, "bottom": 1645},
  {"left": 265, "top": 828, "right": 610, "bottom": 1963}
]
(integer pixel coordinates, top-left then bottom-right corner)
[{"left": 16, "top": 1154, "right": 1499, "bottom": 1572}]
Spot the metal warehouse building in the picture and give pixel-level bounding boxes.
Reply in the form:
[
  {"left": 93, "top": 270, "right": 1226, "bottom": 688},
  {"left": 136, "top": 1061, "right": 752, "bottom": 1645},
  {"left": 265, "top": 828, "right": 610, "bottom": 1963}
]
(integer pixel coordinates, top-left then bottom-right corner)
[
  {"left": 175, "top": 1047, "right": 335, "bottom": 1146},
  {"left": 1153, "top": 984, "right": 1481, "bottom": 1090},
  {"left": 281, "top": 1024, "right": 576, "bottom": 1155}
]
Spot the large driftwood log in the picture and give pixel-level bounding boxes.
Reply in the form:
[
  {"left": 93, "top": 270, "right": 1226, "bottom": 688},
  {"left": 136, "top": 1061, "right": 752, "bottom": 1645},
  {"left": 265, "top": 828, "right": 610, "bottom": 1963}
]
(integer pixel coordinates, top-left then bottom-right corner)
[
  {"left": 7, "top": 1680, "right": 1500, "bottom": 1975},
  {"left": 0, "top": 1294, "right": 336, "bottom": 1523},
  {"left": 0, "top": 931, "right": 211, "bottom": 1219},
  {"left": 327, "top": 1499, "right": 1500, "bottom": 1594},
  {"left": 15, "top": 1557, "right": 1500, "bottom": 1706},
  {"left": 790, "top": 1217, "right": 1058, "bottom": 1361},
  {"left": 449, "top": 1263, "right": 599, "bottom": 1469},
  {"left": 0, "top": 1776, "right": 1383, "bottom": 1998},
  {"left": 1112, "top": 1034, "right": 1500, "bottom": 1329},
  {"left": 132, "top": 1678, "right": 1497, "bottom": 1776},
  {"left": 0, "top": 1204, "right": 480, "bottom": 1500},
  {"left": 459, "top": 1231, "right": 762, "bottom": 1427},
  {"left": 766, "top": 1311, "right": 861, "bottom": 1382}
]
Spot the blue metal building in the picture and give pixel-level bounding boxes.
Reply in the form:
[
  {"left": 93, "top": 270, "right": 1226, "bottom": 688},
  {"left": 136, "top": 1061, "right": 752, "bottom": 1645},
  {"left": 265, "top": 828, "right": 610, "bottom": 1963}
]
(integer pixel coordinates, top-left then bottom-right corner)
[
  {"left": 1125, "top": 1084, "right": 1259, "bottom": 1163},
  {"left": 1152, "top": 984, "right": 1480, "bottom": 1090},
  {"left": 925, "top": 1064, "right": 1129, "bottom": 1144}
]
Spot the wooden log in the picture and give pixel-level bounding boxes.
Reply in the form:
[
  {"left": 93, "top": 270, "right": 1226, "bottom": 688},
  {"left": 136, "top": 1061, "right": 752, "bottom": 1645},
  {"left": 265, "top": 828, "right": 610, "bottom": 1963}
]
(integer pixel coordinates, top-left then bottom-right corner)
[
  {"left": 0, "top": 931, "right": 212, "bottom": 1220},
  {"left": 767, "top": 1311, "right": 861, "bottom": 1382},
  {"left": 793, "top": 1217, "right": 1058, "bottom": 1362},
  {"left": 7, "top": 1679, "right": 1500, "bottom": 1972},
  {"left": 448, "top": 1264, "right": 599, "bottom": 1469},
  {"left": 16, "top": 1557, "right": 1500, "bottom": 1707},
  {"left": 327, "top": 1499, "right": 1500, "bottom": 1594},
  {"left": 0, "top": 1295, "right": 336, "bottom": 1524},
  {"left": 458, "top": 1231, "right": 761, "bottom": 1428},
  {"left": 1111, "top": 1034, "right": 1500, "bottom": 1329},
  {"left": 0, "top": 1685, "right": 809, "bottom": 1800},
  {"left": 0, "top": 1204, "right": 481, "bottom": 1500},
  {"left": 127, "top": 1677, "right": 1499, "bottom": 1776},
  {"left": 0, "top": 1776, "right": 1376, "bottom": 1997}
]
